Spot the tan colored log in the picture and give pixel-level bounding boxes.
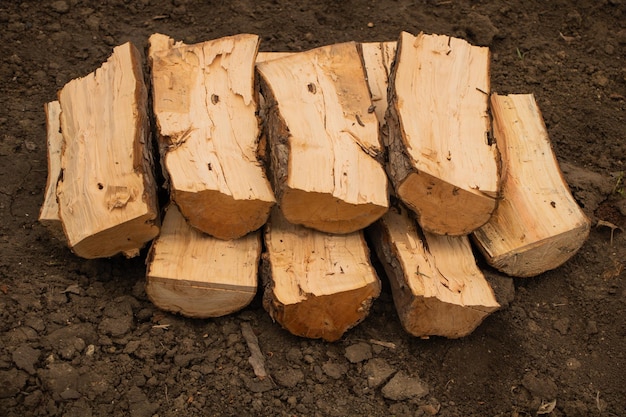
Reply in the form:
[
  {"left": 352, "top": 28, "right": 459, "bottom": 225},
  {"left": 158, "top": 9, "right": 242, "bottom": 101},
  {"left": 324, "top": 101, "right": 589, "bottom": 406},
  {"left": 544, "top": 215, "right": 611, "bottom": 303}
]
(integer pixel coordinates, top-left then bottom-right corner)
[
  {"left": 56, "top": 42, "right": 160, "bottom": 259},
  {"left": 146, "top": 204, "right": 260, "bottom": 318},
  {"left": 368, "top": 204, "right": 500, "bottom": 338},
  {"left": 261, "top": 208, "right": 381, "bottom": 341},
  {"left": 473, "top": 94, "right": 591, "bottom": 277},
  {"left": 38, "top": 100, "right": 65, "bottom": 241},
  {"left": 386, "top": 31, "right": 499, "bottom": 235},
  {"left": 360, "top": 41, "right": 397, "bottom": 125},
  {"left": 257, "top": 42, "right": 389, "bottom": 234},
  {"left": 149, "top": 33, "right": 275, "bottom": 240}
]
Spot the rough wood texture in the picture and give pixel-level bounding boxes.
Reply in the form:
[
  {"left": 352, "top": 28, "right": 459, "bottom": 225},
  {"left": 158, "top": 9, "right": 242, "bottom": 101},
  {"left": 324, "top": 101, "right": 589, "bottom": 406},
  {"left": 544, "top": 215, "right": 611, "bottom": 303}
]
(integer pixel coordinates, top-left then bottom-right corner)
[
  {"left": 262, "top": 208, "right": 380, "bottom": 341},
  {"left": 149, "top": 33, "right": 275, "bottom": 240},
  {"left": 39, "top": 100, "right": 65, "bottom": 240},
  {"left": 257, "top": 42, "right": 389, "bottom": 234},
  {"left": 146, "top": 204, "right": 260, "bottom": 318},
  {"left": 361, "top": 41, "right": 397, "bottom": 125},
  {"left": 386, "top": 31, "right": 499, "bottom": 235},
  {"left": 56, "top": 42, "right": 160, "bottom": 259},
  {"left": 368, "top": 204, "right": 500, "bottom": 338},
  {"left": 473, "top": 94, "right": 591, "bottom": 277}
]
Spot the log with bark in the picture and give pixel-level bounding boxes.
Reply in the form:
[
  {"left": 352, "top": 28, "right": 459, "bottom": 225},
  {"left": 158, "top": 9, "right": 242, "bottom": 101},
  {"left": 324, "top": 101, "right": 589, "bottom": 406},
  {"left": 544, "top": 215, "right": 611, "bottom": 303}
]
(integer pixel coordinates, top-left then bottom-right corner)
[
  {"left": 368, "top": 203, "right": 500, "bottom": 338},
  {"left": 56, "top": 42, "right": 160, "bottom": 259},
  {"left": 149, "top": 33, "right": 275, "bottom": 240},
  {"left": 261, "top": 208, "right": 381, "bottom": 341},
  {"left": 472, "top": 94, "right": 591, "bottom": 277},
  {"left": 256, "top": 42, "right": 389, "bottom": 234},
  {"left": 39, "top": 100, "right": 65, "bottom": 241},
  {"left": 146, "top": 204, "right": 260, "bottom": 318},
  {"left": 386, "top": 31, "right": 500, "bottom": 236}
]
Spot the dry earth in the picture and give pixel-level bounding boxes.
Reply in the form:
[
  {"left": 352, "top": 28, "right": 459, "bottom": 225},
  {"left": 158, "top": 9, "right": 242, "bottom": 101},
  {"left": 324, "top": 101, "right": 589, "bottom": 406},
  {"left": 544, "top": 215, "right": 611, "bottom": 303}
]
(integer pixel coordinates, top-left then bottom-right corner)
[{"left": 1, "top": 1, "right": 625, "bottom": 416}]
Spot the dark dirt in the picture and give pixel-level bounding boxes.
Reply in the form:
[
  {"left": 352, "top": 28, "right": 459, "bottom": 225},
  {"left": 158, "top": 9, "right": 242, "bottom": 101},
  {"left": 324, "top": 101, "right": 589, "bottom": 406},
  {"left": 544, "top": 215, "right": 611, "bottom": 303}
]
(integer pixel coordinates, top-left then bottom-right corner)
[{"left": 1, "top": 1, "right": 625, "bottom": 416}]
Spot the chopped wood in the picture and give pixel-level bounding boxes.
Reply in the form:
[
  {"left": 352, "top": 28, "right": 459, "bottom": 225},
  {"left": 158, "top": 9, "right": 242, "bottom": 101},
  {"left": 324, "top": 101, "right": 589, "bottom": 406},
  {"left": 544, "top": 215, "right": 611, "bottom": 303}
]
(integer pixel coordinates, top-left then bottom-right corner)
[
  {"left": 261, "top": 208, "right": 381, "bottom": 341},
  {"left": 256, "top": 42, "right": 389, "bottom": 234},
  {"left": 38, "top": 100, "right": 65, "bottom": 241},
  {"left": 56, "top": 42, "right": 160, "bottom": 259},
  {"left": 149, "top": 33, "right": 275, "bottom": 240},
  {"left": 368, "top": 203, "right": 500, "bottom": 338},
  {"left": 145, "top": 204, "right": 260, "bottom": 318},
  {"left": 360, "top": 41, "right": 397, "bottom": 125},
  {"left": 386, "top": 31, "right": 499, "bottom": 235},
  {"left": 472, "top": 94, "right": 591, "bottom": 277}
]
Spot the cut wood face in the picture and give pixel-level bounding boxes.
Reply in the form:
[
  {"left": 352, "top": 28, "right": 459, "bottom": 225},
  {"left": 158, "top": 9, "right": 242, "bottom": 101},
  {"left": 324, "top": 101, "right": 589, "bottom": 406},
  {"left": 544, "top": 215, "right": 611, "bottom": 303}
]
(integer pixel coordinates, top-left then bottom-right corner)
[
  {"left": 146, "top": 204, "right": 260, "bottom": 318},
  {"left": 149, "top": 33, "right": 275, "bottom": 239},
  {"left": 387, "top": 31, "right": 500, "bottom": 235},
  {"left": 56, "top": 42, "right": 160, "bottom": 258},
  {"left": 262, "top": 208, "right": 381, "bottom": 341},
  {"left": 473, "top": 94, "right": 591, "bottom": 277},
  {"left": 369, "top": 205, "right": 499, "bottom": 338},
  {"left": 360, "top": 42, "right": 397, "bottom": 125},
  {"left": 257, "top": 42, "right": 389, "bottom": 234}
]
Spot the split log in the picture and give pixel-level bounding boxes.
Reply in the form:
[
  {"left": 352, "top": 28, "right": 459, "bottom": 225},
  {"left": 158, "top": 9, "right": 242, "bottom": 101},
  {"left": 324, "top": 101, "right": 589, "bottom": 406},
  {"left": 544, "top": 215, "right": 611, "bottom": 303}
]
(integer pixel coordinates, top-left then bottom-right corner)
[
  {"left": 56, "top": 42, "right": 160, "bottom": 259},
  {"left": 257, "top": 42, "right": 389, "bottom": 234},
  {"left": 149, "top": 33, "right": 275, "bottom": 240},
  {"left": 261, "top": 208, "right": 381, "bottom": 341},
  {"left": 368, "top": 203, "right": 500, "bottom": 338},
  {"left": 360, "top": 41, "right": 397, "bottom": 126},
  {"left": 472, "top": 94, "right": 591, "bottom": 277},
  {"left": 146, "top": 204, "right": 260, "bottom": 318},
  {"left": 386, "top": 31, "right": 499, "bottom": 235},
  {"left": 38, "top": 100, "right": 65, "bottom": 240}
]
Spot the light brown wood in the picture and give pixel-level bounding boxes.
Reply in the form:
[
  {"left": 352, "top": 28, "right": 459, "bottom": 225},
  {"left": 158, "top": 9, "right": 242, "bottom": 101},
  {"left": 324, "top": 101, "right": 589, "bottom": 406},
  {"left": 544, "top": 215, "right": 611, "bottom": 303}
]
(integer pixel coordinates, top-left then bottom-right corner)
[
  {"left": 368, "top": 204, "right": 500, "bottom": 338},
  {"left": 257, "top": 42, "right": 389, "bottom": 234},
  {"left": 386, "top": 31, "right": 499, "bottom": 235},
  {"left": 360, "top": 41, "right": 397, "bottom": 126},
  {"left": 472, "top": 94, "right": 591, "bottom": 277},
  {"left": 56, "top": 42, "right": 160, "bottom": 259},
  {"left": 146, "top": 204, "right": 260, "bottom": 318},
  {"left": 39, "top": 100, "right": 65, "bottom": 241},
  {"left": 261, "top": 207, "right": 381, "bottom": 341},
  {"left": 149, "top": 33, "right": 275, "bottom": 240}
]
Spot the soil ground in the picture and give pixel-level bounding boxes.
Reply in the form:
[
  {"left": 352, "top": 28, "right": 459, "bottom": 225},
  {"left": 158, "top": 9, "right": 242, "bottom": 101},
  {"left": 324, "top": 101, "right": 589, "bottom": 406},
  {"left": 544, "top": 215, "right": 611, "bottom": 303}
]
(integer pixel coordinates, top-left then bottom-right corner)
[{"left": 1, "top": 1, "right": 625, "bottom": 416}]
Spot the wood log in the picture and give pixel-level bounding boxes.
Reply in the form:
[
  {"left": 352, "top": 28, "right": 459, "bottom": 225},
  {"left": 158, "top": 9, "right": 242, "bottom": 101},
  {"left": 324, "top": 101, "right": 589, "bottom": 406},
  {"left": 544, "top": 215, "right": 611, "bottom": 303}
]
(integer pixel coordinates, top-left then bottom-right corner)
[
  {"left": 149, "top": 33, "right": 275, "bottom": 240},
  {"left": 56, "top": 42, "right": 160, "bottom": 259},
  {"left": 368, "top": 203, "right": 500, "bottom": 338},
  {"left": 261, "top": 208, "right": 381, "bottom": 341},
  {"left": 145, "top": 204, "right": 260, "bottom": 318},
  {"left": 472, "top": 94, "right": 591, "bottom": 277},
  {"left": 38, "top": 100, "right": 65, "bottom": 241},
  {"left": 256, "top": 42, "right": 389, "bottom": 234},
  {"left": 386, "top": 31, "right": 499, "bottom": 235},
  {"left": 360, "top": 41, "right": 397, "bottom": 126}
]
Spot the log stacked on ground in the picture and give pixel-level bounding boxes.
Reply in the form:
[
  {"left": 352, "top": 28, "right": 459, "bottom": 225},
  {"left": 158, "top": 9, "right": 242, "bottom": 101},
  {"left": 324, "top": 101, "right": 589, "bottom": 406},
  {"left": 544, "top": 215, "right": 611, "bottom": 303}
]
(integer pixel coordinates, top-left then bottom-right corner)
[
  {"left": 360, "top": 41, "right": 397, "bottom": 125},
  {"left": 386, "top": 31, "right": 500, "bottom": 236},
  {"left": 261, "top": 208, "right": 381, "bottom": 342},
  {"left": 149, "top": 33, "right": 275, "bottom": 240},
  {"left": 256, "top": 42, "right": 389, "bottom": 234},
  {"left": 368, "top": 203, "right": 500, "bottom": 338},
  {"left": 56, "top": 42, "right": 160, "bottom": 258},
  {"left": 472, "top": 94, "right": 591, "bottom": 277},
  {"left": 146, "top": 204, "right": 261, "bottom": 318}
]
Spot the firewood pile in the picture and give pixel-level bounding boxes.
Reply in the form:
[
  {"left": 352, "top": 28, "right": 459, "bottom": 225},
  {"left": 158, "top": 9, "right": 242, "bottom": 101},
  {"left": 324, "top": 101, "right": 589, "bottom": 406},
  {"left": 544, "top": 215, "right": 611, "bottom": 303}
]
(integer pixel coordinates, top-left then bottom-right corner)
[{"left": 39, "top": 31, "right": 590, "bottom": 342}]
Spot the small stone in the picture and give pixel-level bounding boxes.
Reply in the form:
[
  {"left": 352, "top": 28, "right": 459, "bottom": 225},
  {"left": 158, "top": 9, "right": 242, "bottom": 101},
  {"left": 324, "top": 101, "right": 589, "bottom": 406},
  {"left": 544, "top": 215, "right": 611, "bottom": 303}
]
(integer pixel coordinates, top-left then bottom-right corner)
[
  {"left": 344, "top": 342, "right": 372, "bottom": 363},
  {"left": 592, "top": 72, "right": 609, "bottom": 87},
  {"left": 586, "top": 320, "right": 598, "bottom": 335},
  {"left": 363, "top": 358, "right": 395, "bottom": 388},
  {"left": 565, "top": 357, "right": 581, "bottom": 370},
  {"left": 12, "top": 344, "right": 40, "bottom": 374},
  {"left": 367, "top": 22, "right": 375, "bottom": 28},
  {"left": 50, "top": 1, "right": 70, "bottom": 14},
  {"left": 553, "top": 317, "right": 570, "bottom": 335},
  {"left": 381, "top": 371, "right": 429, "bottom": 401},
  {"left": 275, "top": 368, "right": 304, "bottom": 388},
  {"left": 286, "top": 347, "right": 303, "bottom": 363},
  {"left": 604, "top": 44, "right": 615, "bottom": 55},
  {"left": 322, "top": 361, "right": 347, "bottom": 379},
  {"left": 521, "top": 372, "right": 558, "bottom": 399}
]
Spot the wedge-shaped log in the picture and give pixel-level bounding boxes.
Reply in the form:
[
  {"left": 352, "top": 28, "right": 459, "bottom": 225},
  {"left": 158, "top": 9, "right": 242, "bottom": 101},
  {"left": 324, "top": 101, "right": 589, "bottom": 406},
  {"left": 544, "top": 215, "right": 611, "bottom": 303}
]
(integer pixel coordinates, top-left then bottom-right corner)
[
  {"left": 369, "top": 204, "right": 500, "bottom": 338},
  {"left": 262, "top": 208, "right": 381, "bottom": 341},
  {"left": 146, "top": 204, "right": 260, "bottom": 318},
  {"left": 360, "top": 41, "right": 397, "bottom": 126},
  {"left": 257, "top": 42, "right": 389, "bottom": 234},
  {"left": 149, "top": 33, "right": 275, "bottom": 240},
  {"left": 57, "top": 42, "right": 159, "bottom": 258},
  {"left": 473, "top": 94, "right": 591, "bottom": 277},
  {"left": 39, "top": 100, "right": 64, "bottom": 241},
  {"left": 387, "top": 31, "right": 499, "bottom": 235}
]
